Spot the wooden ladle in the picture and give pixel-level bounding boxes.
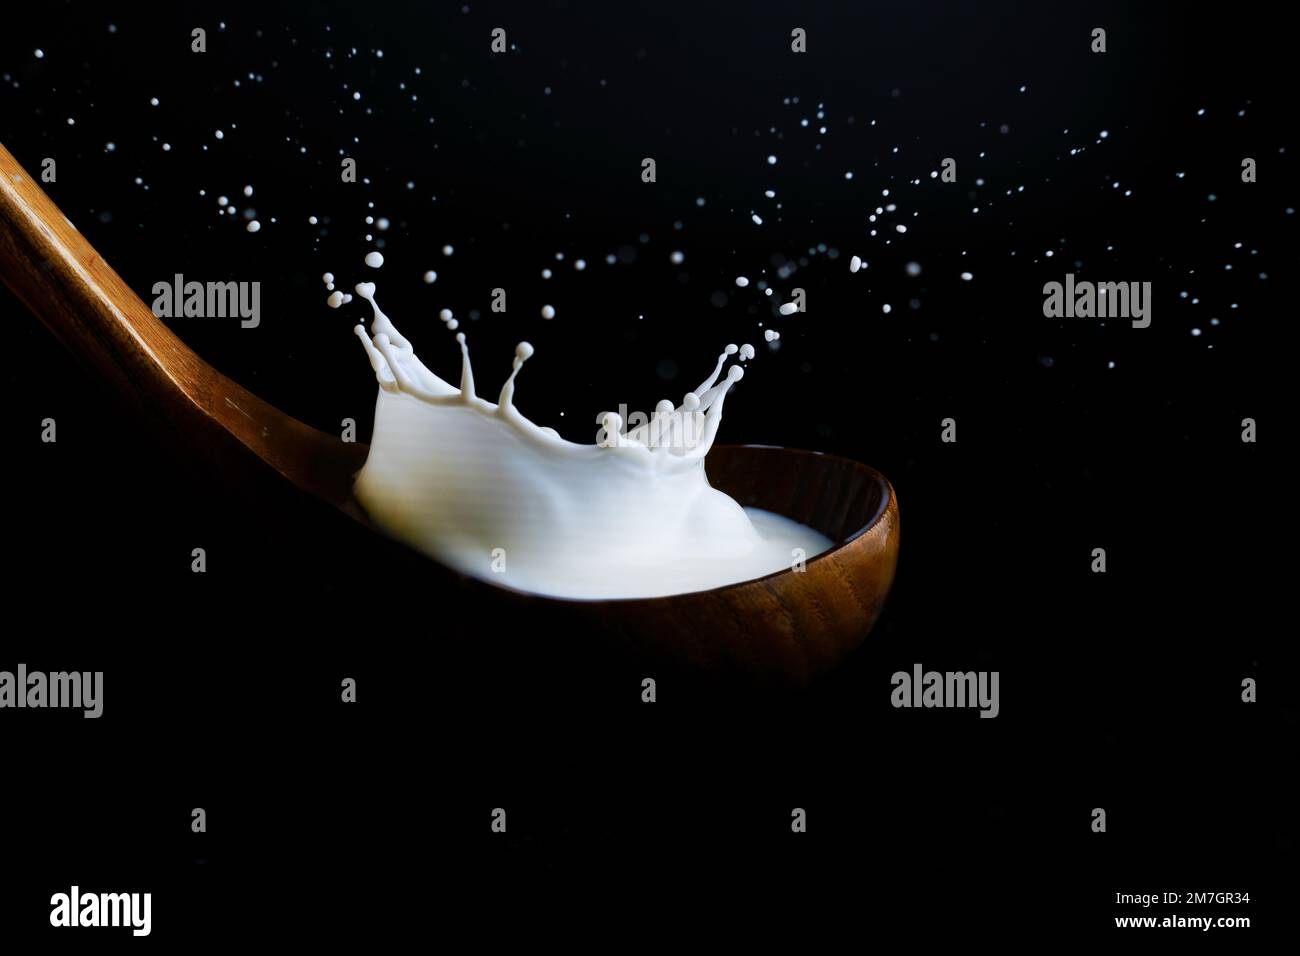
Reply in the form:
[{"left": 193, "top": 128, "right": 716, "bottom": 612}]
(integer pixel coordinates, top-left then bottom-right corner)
[{"left": 0, "top": 142, "right": 898, "bottom": 686}]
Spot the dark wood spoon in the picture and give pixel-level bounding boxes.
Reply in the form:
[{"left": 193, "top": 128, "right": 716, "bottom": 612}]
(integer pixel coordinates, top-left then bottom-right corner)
[{"left": 0, "top": 142, "right": 898, "bottom": 686}]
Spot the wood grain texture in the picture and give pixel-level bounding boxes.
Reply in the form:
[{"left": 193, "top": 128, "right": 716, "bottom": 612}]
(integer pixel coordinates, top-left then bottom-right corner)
[{"left": 2, "top": 141, "right": 899, "bottom": 685}]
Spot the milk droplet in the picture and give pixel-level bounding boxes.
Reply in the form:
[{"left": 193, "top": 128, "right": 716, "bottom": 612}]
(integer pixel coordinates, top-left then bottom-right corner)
[
  {"left": 243, "top": 185, "right": 253, "bottom": 197},
  {"left": 322, "top": 272, "right": 334, "bottom": 284},
  {"left": 423, "top": 271, "right": 437, "bottom": 284},
  {"left": 246, "top": 220, "right": 261, "bottom": 233},
  {"left": 327, "top": 291, "right": 345, "bottom": 308},
  {"left": 541, "top": 305, "right": 556, "bottom": 319},
  {"left": 850, "top": 255, "right": 862, "bottom": 273},
  {"left": 575, "top": 258, "right": 587, "bottom": 270},
  {"left": 670, "top": 251, "right": 684, "bottom": 265},
  {"left": 779, "top": 302, "right": 798, "bottom": 316},
  {"left": 961, "top": 272, "right": 974, "bottom": 281},
  {"left": 34, "top": 49, "right": 44, "bottom": 59},
  {"left": 735, "top": 276, "right": 750, "bottom": 287},
  {"left": 439, "top": 309, "right": 453, "bottom": 322},
  {"left": 767, "top": 155, "right": 777, "bottom": 165},
  {"left": 751, "top": 213, "right": 763, "bottom": 225},
  {"left": 215, "top": 130, "right": 224, "bottom": 140},
  {"left": 895, "top": 224, "right": 907, "bottom": 234},
  {"left": 442, "top": 244, "right": 454, "bottom": 256},
  {"left": 764, "top": 329, "right": 779, "bottom": 342},
  {"left": 365, "top": 251, "right": 384, "bottom": 268},
  {"left": 882, "top": 303, "right": 892, "bottom": 313}
]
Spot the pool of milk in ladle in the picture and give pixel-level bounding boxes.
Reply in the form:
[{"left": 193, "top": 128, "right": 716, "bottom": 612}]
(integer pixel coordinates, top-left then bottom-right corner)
[{"left": 338, "top": 274, "right": 832, "bottom": 600}]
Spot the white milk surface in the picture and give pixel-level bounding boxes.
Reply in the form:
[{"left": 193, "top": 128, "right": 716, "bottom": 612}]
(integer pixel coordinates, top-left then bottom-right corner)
[{"left": 343, "top": 275, "right": 831, "bottom": 599}]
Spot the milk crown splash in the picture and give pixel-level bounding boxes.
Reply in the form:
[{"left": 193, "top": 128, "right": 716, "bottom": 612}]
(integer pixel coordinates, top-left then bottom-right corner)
[
  {"left": 351, "top": 280, "right": 747, "bottom": 463},
  {"left": 347, "top": 279, "right": 829, "bottom": 599}
]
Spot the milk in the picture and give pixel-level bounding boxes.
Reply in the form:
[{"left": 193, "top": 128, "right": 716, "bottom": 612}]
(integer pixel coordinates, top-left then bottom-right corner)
[{"left": 345, "top": 271, "right": 831, "bottom": 600}]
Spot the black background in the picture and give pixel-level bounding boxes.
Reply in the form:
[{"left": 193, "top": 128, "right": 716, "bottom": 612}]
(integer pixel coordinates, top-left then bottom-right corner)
[{"left": 0, "top": 0, "right": 1291, "bottom": 943}]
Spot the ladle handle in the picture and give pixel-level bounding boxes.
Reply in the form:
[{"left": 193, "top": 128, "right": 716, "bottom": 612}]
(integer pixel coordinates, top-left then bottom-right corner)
[{"left": 0, "top": 141, "right": 363, "bottom": 503}]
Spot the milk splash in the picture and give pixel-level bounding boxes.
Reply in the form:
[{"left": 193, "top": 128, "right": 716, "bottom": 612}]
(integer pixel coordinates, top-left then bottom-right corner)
[{"left": 345, "top": 277, "right": 831, "bottom": 599}]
